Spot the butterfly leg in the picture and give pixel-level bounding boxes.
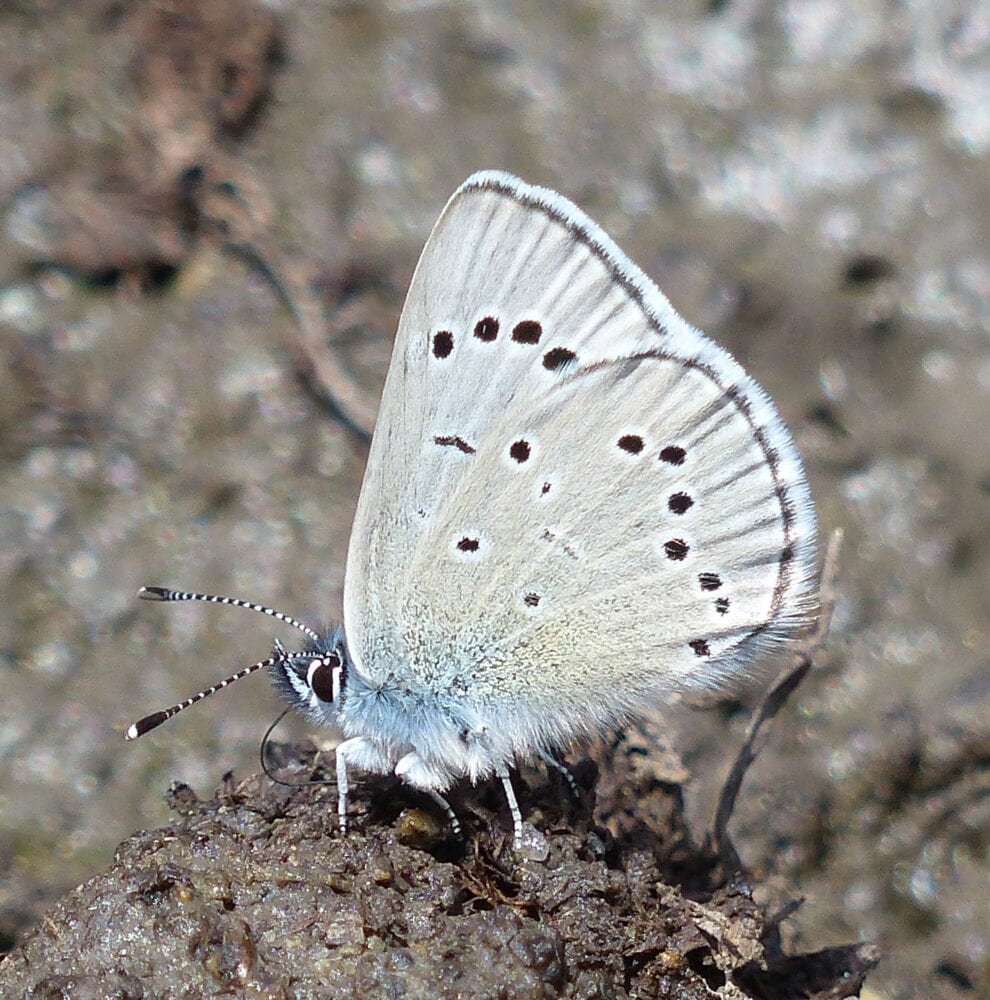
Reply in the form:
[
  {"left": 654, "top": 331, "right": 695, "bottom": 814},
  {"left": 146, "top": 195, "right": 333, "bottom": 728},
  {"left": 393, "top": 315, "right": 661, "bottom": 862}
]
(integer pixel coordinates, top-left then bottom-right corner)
[
  {"left": 537, "top": 749, "right": 581, "bottom": 800},
  {"left": 496, "top": 768, "right": 524, "bottom": 849},
  {"left": 423, "top": 789, "right": 462, "bottom": 838},
  {"left": 335, "top": 736, "right": 396, "bottom": 836},
  {"left": 335, "top": 745, "right": 350, "bottom": 836},
  {"left": 394, "top": 752, "right": 463, "bottom": 837}
]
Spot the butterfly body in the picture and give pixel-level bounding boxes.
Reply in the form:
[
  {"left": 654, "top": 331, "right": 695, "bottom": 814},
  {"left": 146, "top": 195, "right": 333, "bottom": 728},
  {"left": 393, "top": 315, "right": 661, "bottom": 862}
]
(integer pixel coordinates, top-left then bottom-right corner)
[
  {"left": 132, "top": 172, "right": 817, "bottom": 846},
  {"left": 287, "top": 634, "right": 569, "bottom": 790}
]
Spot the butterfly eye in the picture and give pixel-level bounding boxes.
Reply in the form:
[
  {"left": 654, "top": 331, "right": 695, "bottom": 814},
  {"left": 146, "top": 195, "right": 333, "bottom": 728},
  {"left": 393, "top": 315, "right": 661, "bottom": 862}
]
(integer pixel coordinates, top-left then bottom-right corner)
[{"left": 306, "top": 652, "right": 341, "bottom": 703}]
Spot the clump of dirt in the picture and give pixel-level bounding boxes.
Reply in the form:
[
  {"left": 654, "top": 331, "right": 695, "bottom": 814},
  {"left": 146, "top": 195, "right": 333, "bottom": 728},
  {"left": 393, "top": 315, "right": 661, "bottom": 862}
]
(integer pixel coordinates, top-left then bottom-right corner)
[{"left": 0, "top": 742, "right": 876, "bottom": 999}]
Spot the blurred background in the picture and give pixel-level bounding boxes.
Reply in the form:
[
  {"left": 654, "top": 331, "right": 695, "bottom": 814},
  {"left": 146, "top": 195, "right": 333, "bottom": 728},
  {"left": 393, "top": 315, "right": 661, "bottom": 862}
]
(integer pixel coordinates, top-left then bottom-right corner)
[{"left": 0, "top": 2, "right": 987, "bottom": 997}]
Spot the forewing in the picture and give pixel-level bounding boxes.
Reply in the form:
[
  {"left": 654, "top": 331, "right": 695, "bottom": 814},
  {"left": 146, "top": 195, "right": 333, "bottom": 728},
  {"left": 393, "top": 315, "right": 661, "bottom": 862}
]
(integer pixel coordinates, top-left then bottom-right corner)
[{"left": 344, "top": 172, "right": 816, "bottom": 730}]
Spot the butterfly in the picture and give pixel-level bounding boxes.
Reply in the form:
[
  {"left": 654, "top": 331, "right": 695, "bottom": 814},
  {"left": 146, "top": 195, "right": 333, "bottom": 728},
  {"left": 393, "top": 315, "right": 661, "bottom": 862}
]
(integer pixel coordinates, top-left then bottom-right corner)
[{"left": 129, "top": 172, "right": 817, "bottom": 847}]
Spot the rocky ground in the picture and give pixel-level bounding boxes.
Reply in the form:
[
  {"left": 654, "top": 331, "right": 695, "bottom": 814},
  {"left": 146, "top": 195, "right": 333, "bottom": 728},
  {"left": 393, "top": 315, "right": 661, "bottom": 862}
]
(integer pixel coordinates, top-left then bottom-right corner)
[{"left": 0, "top": 742, "right": 876, "bottom": 998}]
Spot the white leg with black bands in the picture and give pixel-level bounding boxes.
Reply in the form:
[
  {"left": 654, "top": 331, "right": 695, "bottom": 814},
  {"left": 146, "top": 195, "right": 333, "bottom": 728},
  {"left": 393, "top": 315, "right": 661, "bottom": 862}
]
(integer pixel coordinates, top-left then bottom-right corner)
[
  {"left": 424, "top": 789, "right": 462, "bottom": 836},
  {"left": 335, "top": 746, "right": 350, "bottom": 836},
  {"left": 537, "top": 749, "right": 580, "bottom": 799},
  {"left": 498, "top": 769, "right": 523, "bottom": 847}
]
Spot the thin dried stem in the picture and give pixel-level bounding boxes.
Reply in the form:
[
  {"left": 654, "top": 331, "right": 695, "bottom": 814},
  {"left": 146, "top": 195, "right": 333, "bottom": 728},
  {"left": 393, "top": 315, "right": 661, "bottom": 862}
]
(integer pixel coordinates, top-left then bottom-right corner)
[
  {"left": 709, "top": 529, "right": 844, "bottom": 871},
  {"left": 199, "top": 166, "right": 377, "bottom": 439}
]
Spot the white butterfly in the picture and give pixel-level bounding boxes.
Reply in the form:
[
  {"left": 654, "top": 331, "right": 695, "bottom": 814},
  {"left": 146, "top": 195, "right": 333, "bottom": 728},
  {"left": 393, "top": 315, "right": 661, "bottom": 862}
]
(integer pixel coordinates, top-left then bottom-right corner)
[{"left": 130, "top": 172, "right": 817, "bottom": 847}]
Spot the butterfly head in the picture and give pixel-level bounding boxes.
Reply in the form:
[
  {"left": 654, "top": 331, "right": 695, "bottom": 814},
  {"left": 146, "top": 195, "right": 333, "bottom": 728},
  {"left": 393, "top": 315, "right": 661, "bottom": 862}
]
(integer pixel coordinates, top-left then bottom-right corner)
[{"left": 269, "top": 630, "right": 348, "bottom": 723}]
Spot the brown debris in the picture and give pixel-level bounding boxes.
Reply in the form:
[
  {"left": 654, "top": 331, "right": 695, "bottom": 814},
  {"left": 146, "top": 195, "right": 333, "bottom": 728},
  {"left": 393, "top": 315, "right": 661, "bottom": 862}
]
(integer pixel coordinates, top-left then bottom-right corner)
[
  {"left": 17, "top": 0, "right": 378, "bottom": 436},
  {"left": 28, "top": 0, "right": 280, "bottom": 284}
]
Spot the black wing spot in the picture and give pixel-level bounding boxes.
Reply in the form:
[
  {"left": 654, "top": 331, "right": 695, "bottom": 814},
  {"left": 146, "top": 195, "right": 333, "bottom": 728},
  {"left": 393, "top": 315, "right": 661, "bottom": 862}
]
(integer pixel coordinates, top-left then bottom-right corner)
[
  {"left": 456, "top": 537, "right": 480, "bottom": 552},
  {"left": 523, "top": 592, "right": 540, "bottom": 607},
  {"left": 434, "top": 435, "right": 476, "bottom": 454},
  {"left": 668, "top": 492, "right": 694, "bottom": 515},
  {"left": 509, "top": 440, "right": 531, "bottom": 463},
  {"left": 664, "top": 539, "right": 689, "bottom": 561},
  {"left": 689, "top": 639, "right": 711, "bottom": 657},
  {"left": 617, "top": 434, "right": 644, "bottom": 454},
  {"left": 699, "top": 572, "right": 722, "bottom": 591},
  {"left": 432, "top": 331, "right": 454, "bottom": 358},
  {"left": 474, "top": 317, "right": 499, "bottom": 341},
  {"left": 543, "top": 347, "right": 577, "bottom": 371},
  {"left": 512, "top": 320, "right": 543, "bottom": 344},
  {"left": 715, "top": 597, "right": 730, "bottom": 615},
  {"left": 660, "top": 445, "right": 687, "bottom": 466}
]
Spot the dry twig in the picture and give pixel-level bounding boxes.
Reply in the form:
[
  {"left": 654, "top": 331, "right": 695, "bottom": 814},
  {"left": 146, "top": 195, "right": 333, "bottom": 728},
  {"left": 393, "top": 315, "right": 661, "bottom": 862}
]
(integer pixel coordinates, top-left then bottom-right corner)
[
  {"left": 199, "top": 170, "right": 378, "bottom": 439},
  {"left": 709, "top": 529, "right": 844, "bottom": 871}
]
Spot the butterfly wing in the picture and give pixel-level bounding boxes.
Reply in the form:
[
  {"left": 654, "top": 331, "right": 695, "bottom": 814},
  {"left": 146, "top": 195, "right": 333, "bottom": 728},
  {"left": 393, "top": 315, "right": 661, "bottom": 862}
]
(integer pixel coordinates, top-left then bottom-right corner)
[{"left": 343, "top": 172, "right": 816, "bottom": 740}]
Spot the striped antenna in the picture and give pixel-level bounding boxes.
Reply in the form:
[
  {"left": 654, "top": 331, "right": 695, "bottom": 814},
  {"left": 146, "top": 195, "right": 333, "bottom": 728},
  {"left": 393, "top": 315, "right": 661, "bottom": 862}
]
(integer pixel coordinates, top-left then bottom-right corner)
[
  {"left": 138, "top": 586, "right": 321, "bottom": 644},
  {"left": 127, "top": 586, "right": 320, "bottom": 740},
  {"left": 125, "top": 652, "right": 297, "bottom": 740}
]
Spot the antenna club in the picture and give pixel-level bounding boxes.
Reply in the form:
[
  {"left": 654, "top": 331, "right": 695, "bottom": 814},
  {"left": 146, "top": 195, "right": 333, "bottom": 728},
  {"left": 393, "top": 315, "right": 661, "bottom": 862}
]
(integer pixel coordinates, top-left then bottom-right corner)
[
  {"left": 138, "top": 586, "right": 171, "bottom": 601},
  {"left": 126, "top": 711, "right": 169, "bottom": 739}
]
